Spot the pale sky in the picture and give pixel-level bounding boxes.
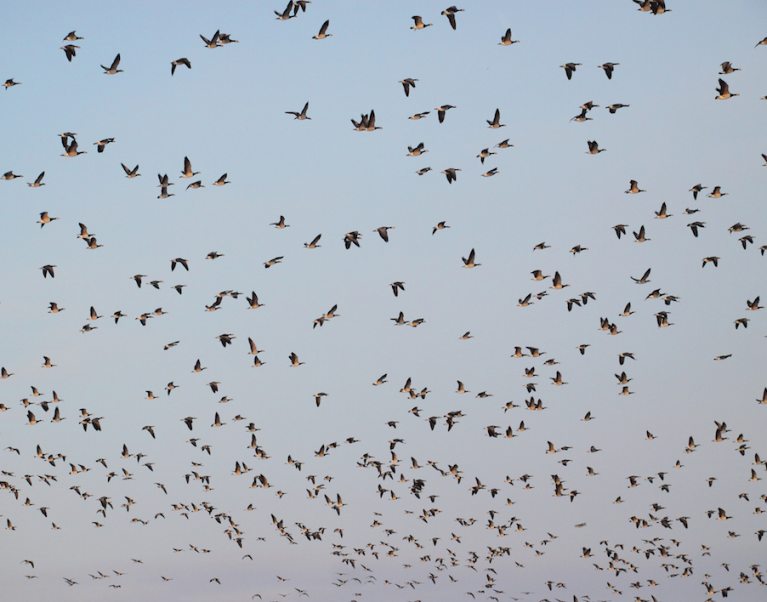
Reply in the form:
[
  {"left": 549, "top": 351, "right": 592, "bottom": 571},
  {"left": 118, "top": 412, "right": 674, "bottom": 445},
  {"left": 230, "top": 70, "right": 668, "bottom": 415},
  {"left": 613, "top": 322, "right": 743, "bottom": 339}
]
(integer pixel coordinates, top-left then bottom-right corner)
[{"left": 1, "top": 1, "right": 766, "bottom": 601}]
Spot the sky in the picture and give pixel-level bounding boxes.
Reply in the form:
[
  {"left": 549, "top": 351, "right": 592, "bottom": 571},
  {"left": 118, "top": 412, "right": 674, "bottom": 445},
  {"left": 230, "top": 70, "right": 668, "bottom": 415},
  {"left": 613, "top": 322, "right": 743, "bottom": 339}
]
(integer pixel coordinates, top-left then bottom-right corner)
[{"left": 1, "top": 1, "right": 766, "bottom": 601}]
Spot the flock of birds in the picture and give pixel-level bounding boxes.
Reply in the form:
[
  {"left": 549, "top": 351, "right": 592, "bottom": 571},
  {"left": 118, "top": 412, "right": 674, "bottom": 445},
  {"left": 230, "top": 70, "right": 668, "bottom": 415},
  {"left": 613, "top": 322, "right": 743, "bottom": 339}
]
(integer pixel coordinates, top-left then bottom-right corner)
[{"left": 2, "top": 2, "right": 767, "bottom": 602}]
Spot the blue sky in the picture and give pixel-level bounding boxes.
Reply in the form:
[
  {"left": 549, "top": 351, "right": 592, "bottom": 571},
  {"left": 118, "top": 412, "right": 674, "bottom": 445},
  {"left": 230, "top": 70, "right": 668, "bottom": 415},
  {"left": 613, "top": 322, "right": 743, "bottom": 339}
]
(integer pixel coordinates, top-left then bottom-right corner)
[{"left": 1, "top": 1, "right": 767, "bottom": 601}]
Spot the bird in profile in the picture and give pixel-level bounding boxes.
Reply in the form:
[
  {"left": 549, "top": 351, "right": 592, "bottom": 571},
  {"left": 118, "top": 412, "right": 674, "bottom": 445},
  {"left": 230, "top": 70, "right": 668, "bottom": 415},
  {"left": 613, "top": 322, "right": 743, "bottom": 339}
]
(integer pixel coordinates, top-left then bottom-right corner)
[
  {"left": 461, "top": 248, "right": 480, "bottom": 268},
  {"left": 410, "top": 16, "right": 432, "bottom": 30},
  {"left": 441, "top": 6, "right": 464, "bottom": 30},
  {"left": 171, "top": 58, "right": 191, "bottom": 75},
  {"left": 28, "top": 172, "right": 46, "bottom": 188},
  {"left": 599, "top": 62, "right": 619, "bottom": 79},
  {"left": 586, "top": 140, "right": 605, "bottom": 154},
  {"left": 442, "top": 168, "right": 460, "bottom": 183},
  {"left": 435, "top": 104, "right": 455, "bottom": 123},
  {"left": 561, "top": 63, "right": 581, "bottom": 80},
  {"left": 715, "top": 78, "right": 738, "bottom": 100},
  {"left": 100, "top": 53, "right": 122, "bottom": 75},
  {"left": 400, "top": 78, "right": 418, "bottom": 97},
  {"left": 486, "top": 108, "right": 505, "bottom": 128},
  {"left": 61, "top": 44, "right": 79, "bottom": 62},
  {"left": 499, "top": 28, "right": 519, "bottom": 46},
  {"left": 180, "top": 157, "right": 199, "bottom": 178},
  {"left": 286, "top": 102, "right": 310, "bottom": 120},
  {"left": 313, "top": 20, "right": 332, "bottom": 40}
]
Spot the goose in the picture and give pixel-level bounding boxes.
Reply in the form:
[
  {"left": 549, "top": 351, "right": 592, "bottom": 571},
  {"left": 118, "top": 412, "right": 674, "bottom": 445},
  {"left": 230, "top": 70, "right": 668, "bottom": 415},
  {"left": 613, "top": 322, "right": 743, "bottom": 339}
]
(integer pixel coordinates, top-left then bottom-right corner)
[
  {"left": 702, "top": 256, "right": 720, "bottom": 268},
  {"left": 212, "top": 173, "right": 229, "bottom": 185},
  {"left": 461, "top": 248, "right": 480, "bottom": 268},
  {"left": 400, "top": 78, "right": 417, "bottom": 97},
  {"left": 410, "top": 16, "right": 432, "bottom": 30},
  {"left": 499, "top": 28, "right": 519, "bottom": 46},
  {"left": 486, "top": 108, "right": 505, "bottom": 128},
  {"left": 36, "top": 212, "right": 58, "bottom": 228},
  {"left": 26, "top": 171, "right": 46, "bottom": 188},
  {"left": 715, "top": 78, "right": 738, "bottom": 100},
  {"left": 100, "top": 53, "right": 122, "bottom": 75},
  {"left": 304, "top": 233, "right": 322, "bottom": 248},
  {"left": 275, "top": 1, "right": 295, "bottom": 20},
  {"left": 435, "top": 104, "right": 455, "bottom": 123},
  {"left": 633, "top": 225, "right": 650, "bottom": 243},
  {"left": 719, "top": 61, "right": 740, "bottom": 75},
  {"left": 625, "top": 179, "right": 644, "bottom": 194},
  {"left": 496, "top": 138, "right": 513, "bottom": 149},
  {"left": 200, "top": 30, "right": 221, "bottom": 48},
  {"left": 180, "top": 156, "right": 198, "bottom": 178},
  {"left": 61, "top": 137, "right": 85, "bottom": 157},
  {"left": 374, "top": 226, "right": 393, "bottom": 242},
  {"left": 586, "top": 140, "right": 605, "bottom": 154},
  {"left": 631, "top": 268, "right": 651, "bottom": 284},
  {"left": 40, "top": 265, "right": 56, "bottom": 278},
  {"left": 599, "top": 62, "right": 619, "bottom": 79},
  {"left": 313, "top": 20, "right": 332, "bottom": 40},
  {"left": 407, "top": 142, "right": 427, "bottom": 157},
  {"left": 246, "top": 291, "right": 263, "bottom": 309},
  {"left": 707, "top": 185, "right": 727, "bottom": 198},
  {"left": 442, "top": 167, "right": 460, "bottom": 183},
  {"left": 687, "top": 221, "right": 705, "bottom": 237},
  {"left": 571, "top": 108, "right": 591, "bottom": 122},
  {"left": 551, "top": 271, "right": 568, "bottom": 289},
  {"left": 270, "top": 215, "right": 290, "bottom": 229},
  {"left": 432, "top": 221, "right": 449, "bottom": 235},
  {"left": 170, "top": 57, "right": 191, "bottom": 75},
  {"left": 121, "top": 163, "right": 140, "bottom": 178},
  {"left": 561, "top": 63, "right": 581, "bottom": 80},
  {"left": 286, "top": 101, "right": 310, "bottom": 120},
  {"left": 689, "top": 183, "right": 707, "bottom": 199},
  {"left": 94, "top": 138, "right": 114, "bottom": 153},
  {"left": 343, "top": 231, "right": 361, "bottom": 248},
  {"left": 441, "top": 6, "right": 463, "bottom": 30},
  {"left": 3, "top": 78, "right": 20, "bottom": 89},
  {"left": 264, "top": 256, "right": 284, "bottom": 268},
  {"left": 482, "top": 167, "right": 499, "bottom": 177},
  {"left": 63, "top": 31, "right": 83, "bottom": 41},
  {"left": 61, "top": 44, "right": 78, "bottom": 61},
  {"left": 289, "top": 352, "right": 305, "bottom": 367},
  {"left": 409, "top": 111, "right": 430, "bottom": 120},
  {"left": 606, "top": 103, "right": 629, "bottom": 114},
  {"left": 654, "top": 202, "right": 672, "bottom": 219}
]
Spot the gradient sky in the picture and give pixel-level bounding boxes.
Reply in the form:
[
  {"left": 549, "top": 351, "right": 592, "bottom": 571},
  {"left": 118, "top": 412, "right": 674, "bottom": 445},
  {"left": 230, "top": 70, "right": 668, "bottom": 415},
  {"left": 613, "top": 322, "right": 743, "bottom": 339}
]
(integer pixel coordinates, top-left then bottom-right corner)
[{"left": 1, "top": 1, "right": 766, "bottom": 601}]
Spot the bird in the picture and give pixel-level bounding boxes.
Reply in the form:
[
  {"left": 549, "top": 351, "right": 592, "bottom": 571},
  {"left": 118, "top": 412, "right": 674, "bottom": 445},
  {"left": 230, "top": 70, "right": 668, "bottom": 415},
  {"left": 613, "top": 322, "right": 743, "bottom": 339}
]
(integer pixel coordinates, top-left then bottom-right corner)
[
  {"left": 587, "top": 140, "right": 605, "bottom": 154},
  {"left": 400, "top": 78, "right": 418, "bottom": 97},
  {"left": 313, "top": 20, "right": 332, "bottom": 40},
  {"left": 715, "top": 78, "right": 738, "bottom": 100},
  {"left": 180, "top": 157, "right": 199, "bottom": 178},
  {"left": 499, "top": 28, "right": 519, "bottom": 46},
  {"left": 435, "top": 105, "right": 455, "bottom": 123},
  {"left": 61, "top": 44, "right": 79, "bottom": 62},
  {"left": 410, "top": 16, "right": 432, "bottom": 30},
  {"left": 561, "top": 63, "right": 581, "bottom": 80},
  {"left": 94, "top": 138, "right": 115, "bottom": 153},
  {"left": 441, "top": 6, "right": 464, "bottom": 30},
  {"left": 442, "top": 168, "right": 460, "bottom": 183},
  {"left": 461, "top": 248, "right": 480, "bottom": 268},
  {"left": 599, "top": 62, "right": 619, "bottom": 79},
  {"left": 286, "top": 102, "right": 311, "bottom": 120},
  {"left": 100, "top": 53, "right": 122, "bottom": 75},
  {"left": 171, "top": 58, "right": 191, "bottom": 75},
  {"left": 486, "top": 108, "right": 505, "bottom": 128}
]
